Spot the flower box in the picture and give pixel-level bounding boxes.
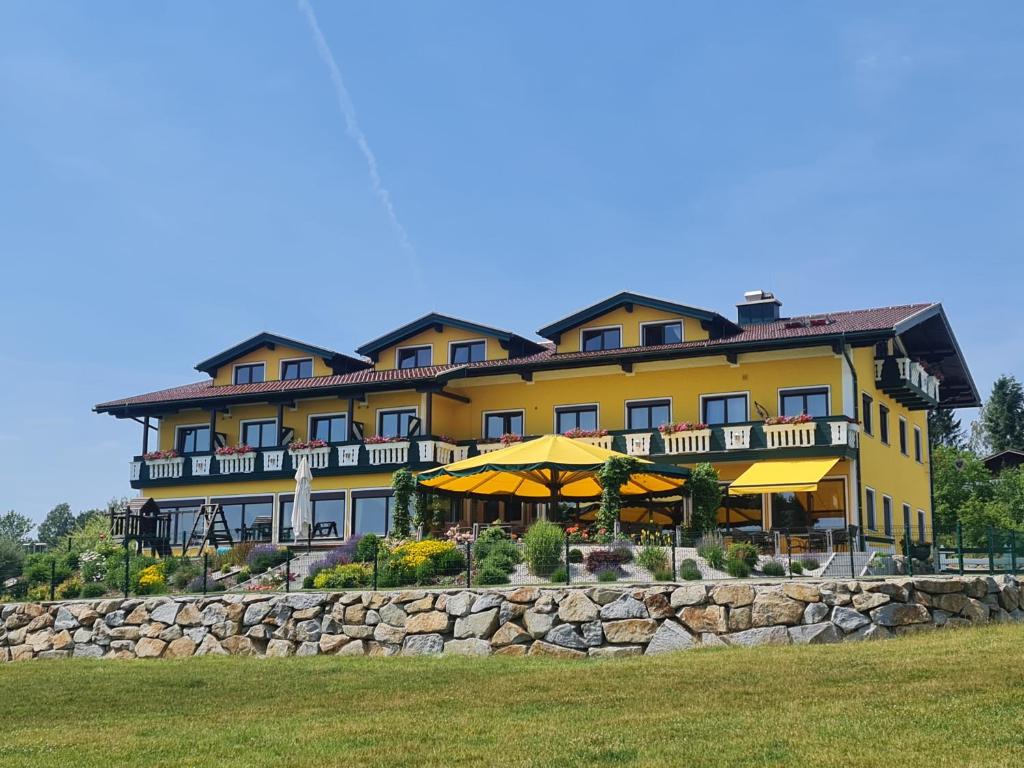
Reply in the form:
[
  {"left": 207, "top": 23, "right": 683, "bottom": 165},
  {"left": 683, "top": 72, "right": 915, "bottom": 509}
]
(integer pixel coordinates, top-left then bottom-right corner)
[{"left": 288, "top": 445, "right": 331, "bottom": 470}]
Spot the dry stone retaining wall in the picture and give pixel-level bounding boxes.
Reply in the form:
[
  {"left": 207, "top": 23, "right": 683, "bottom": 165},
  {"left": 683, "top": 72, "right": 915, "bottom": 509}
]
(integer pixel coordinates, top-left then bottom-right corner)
[{"left": 2, "top": 575, "right": 1020, "bottom": 662}]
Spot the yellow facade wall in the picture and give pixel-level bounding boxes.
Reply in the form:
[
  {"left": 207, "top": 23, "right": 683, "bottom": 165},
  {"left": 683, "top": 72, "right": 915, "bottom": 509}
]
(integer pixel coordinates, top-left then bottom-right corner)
[
  {"left": 211, "top": 344, "right": 334, "bottom": 386},
  {"left": 372, "top": 325, "right": 512, "bottom": 370},
  {"left": 554, "top": 306, "right": 710, "bottom": 354}
]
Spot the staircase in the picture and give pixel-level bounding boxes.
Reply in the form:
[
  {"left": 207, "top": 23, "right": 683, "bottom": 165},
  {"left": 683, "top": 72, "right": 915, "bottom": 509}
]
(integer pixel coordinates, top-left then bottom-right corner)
[{"left": 819, "top": 551, "right": 876, "bottom": 579}]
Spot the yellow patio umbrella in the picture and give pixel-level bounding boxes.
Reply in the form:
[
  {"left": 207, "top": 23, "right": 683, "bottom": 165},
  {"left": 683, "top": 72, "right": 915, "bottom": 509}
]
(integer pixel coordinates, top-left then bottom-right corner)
[
  {"left": 578, "top": 506, "right": 675, "bottom": 526},
  {"left": 417, "top": 434, "right": 689, "bottom": 505}
]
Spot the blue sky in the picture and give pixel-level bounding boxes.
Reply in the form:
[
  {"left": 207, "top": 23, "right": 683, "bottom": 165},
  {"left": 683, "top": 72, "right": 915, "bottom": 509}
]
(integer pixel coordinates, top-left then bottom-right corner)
[{"left": 1, "top": 2, "right": 1022, "bottom": 523}]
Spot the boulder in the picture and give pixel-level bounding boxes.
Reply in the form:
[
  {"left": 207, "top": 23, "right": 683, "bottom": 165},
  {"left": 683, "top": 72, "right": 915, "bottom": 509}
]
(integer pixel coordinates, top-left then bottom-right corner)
[
  {"left": 528, "top": 641, "right": 585, "bottom": 659},
  {"left": 394, "top": 590, "right": 427, "bottom": 604},
  {"left": 700, "top": 632, "right": 728, "bottom": 648},
  {"left": 869, "top": 603, "right": 930, "bottom": 627},
  {"left": 830, "top": 606, "right": 871, "bottom": 633},
  {"left": 455, "top": 608, "right": 500, "bottom": 639},
  {"left": 998, "top": 585, "right": 1021, "bottom": 612},
  {"left": 599, "top": 595, "right": 648, "bottom": 620},
  {"left": 284, "top": 593, "right": 325, "bottom": 611},
  {"left": 343, "top": 604, "right": 367, "bottom": 624},
  {"left": 202, "top": 603, "right": 228, "bottom": 626},
  {"left": 523, "top": 610, "right": 555, "bottom": 638},
  {"left": 852, "top": 592, "right": 890, "bottom": 612},
  {"left": 402, "top": 634, "right": 445, "bottom": 656},
  {"left": 318, "top": 634, "right": 349, "bottom": 654},
  {"left": 558, "top": 592, "right": 599, "bottom": 623},
  {"left": 603, "top": 618, "right": 658, "bottom": 644},
  {"left": 500, "top": 602, "right": 527, "bottom": 625},
  {"left": 782, "top": 583, "right": 821, "bottom": 603},
  {"left": 405, "top": 595, "right": 435, "bottom": 613},
  {"left": 961, "top": 598, "right": 989, "bottom": 623},
  {"left": 266, "top": 639, "right": 295, "bottom": 657},
  {"left": 495, "top": 644, "right": 528, "bottom": 657},
  {"left": 643, "top": 593, "right": 675, "bottom": 619},
  {"left": 295, "top": 642, "right": 319, "bottom": 657},
  {"left": 378, "top": 602, "right": 408, "bottom": 629},
  {"left": 407, "top": 611, "right": 451, "bottom": 635},
  {"left": 165, "top": 637, "right": 197, "bottom": 658},
  {"left": 645, "top": 620, "right": 697, "bottom": 655},
  {"left": 54, "top": 607, "right": 79, "bottom": 632},
  {"left": 751, "top": 588, "right": 805, "bottom": 627},
  {"left": 135, "top": 637, "right": 167, "bottom": 658},
  {"left": 670, "top": 585, "right": 707, "bottom": 608},
  {"left": 243, "top": 602, "right": 272, "bottom": 626},
  {"left": 73, "top": 644, "right": 104, "bottom": 659},
  {"left": 492, "top": 622, "right": 531, "bottom": 647},
  {"left": 337, "top": 640, "right": 366, "bottom": 656},
  {"left": 680, "top": 605, "right": 728, "bottom": 634},
  {"left": 507, "top": 586, "right": 540, "bottom": 603},
  {"left": 25, "top": 613, "right": 54, "bottom": 632},
  {"left": 725, "top": 626, "right": 791, "bottom": 647},
  {"left": 545, "top": 624, "right": 589, "bottom": 650},
  {"left": 443, "top": 638, "right": 492, "bottom": 657},
  {"left": 589, "top": 645, "right": 642, "bottom": 658},
  {"left": 847, "top": 623, "right": 893, "bottom": 642},
  {"left": 914, "top": 578, "right": 964, "bottom": 594},
  {"left": 472, "top": 594, "right": 504, "bottom": 613},
  {"left": 295, "top": 619, "right": 322, "bottom": 643},
  {"left": 104, "top": 610, "right": 126, "bottom": 628},
  {"left": 343, "top": 625, "right": 374, "bottom": 640},
  {"left": 221, "top": 636, "right": 258, "bottom": 656},
  {"left": 710, "top": 584, "right": 754, "bottom": 607},
  {"left": 51, "top": 630, "right": 73, "bottom": 651},
  {"left": 150, "top": 602, "right": 180, "bottom": 625},
  {"left": 788, "top": 622, "right": 840, "bottom": 645},
  {"left": 581, "top": 621, "right": 603, "bottom": 647},
  {"left": 727, "top": 606, "right": 752, "bottom": 632},
  {"left": 863, "top": 581, "right": 908, "bottom": 602},
  {"left": 373, "top": 623, "right": 407, "bottom": 645},
  {"left": 195, "top": 635, "right": 228, "bottom": 656},
  {"left": 445, "top": 592, "right": 477, "bottom": 617},
  {"left": 589, "top": 588, "right": 623, "bottom": 605},
  {"left": 803, "top": 602, "right": 829, "bottom": 625}
]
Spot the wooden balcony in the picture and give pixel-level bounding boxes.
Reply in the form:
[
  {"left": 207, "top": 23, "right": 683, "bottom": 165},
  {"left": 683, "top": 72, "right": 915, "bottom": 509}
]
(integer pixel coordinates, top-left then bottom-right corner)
[{"left": 874, "top": 355, "right": 940, "bottom": 410}]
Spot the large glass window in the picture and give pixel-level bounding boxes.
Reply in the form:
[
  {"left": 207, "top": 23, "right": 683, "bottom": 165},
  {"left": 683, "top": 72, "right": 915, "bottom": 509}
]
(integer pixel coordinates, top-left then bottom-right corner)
[
  {"left": 397, "top": 346, "right": 431, "bottom": 369},
  {"left": 177, "top": 426, "right": 211, "bottom": 454},
  {"left": 780, "top": 388, "right": 829, "bottom": 418},
  {"left": 279, "top": 494, "right": 345, "bottom": 541},
  {"left": 378, "top": 409, "right": 417, "bottom": 438},
  {"left": 702, "top": 394, "right": 748, "bottom": 425},
  {"left": 233, "top": 364, "right": 265, "bottom": 385},
  {"left": 865, "top": 488, "right": 876, "bottom": 530},
  {"left": 157, "top": 502, "right": 203, "bottom": 545},
  {"left": 352, "top": 493, "right": 394, "bottom": 536},
  {"left": 641, "top": 321, "right": 682, "bottom": 346},
  {"left": 450, "top": 341, "right": 485, "bottom": 364},
  {"left": 484, "top": 411, "right": 524, "bottom": 439},
  {"left": 879, "top": 404, "right": 890, "bottom": 444},
  {"left": 556, "top": 405, "right": 598, "bottom": 433},
  {"left": 627, "top": 400, "right": 671, "bottom": 430},
  {"left": 862, "top": 393, "right": 873, "bottom": 436},
  {"left": 716, "top": 491, "right": 764, "bottom": 532},
  {"left": 214, "top": 498, "right": 273, "bottom": 542},
  {"left": 883, "top": 496, "right": 893, "bottom": 536},
  {"left": 281, "top": 358, "right": 313, "bottom": 380},
  {"left": 771, "top": 478, "right": 847, "bottom": 530},
  {"left": 581, "top": 327, "right": 621, "bottom": 352},
  {"left": 241, "top": 420, "right": 277, "bottom": 448},
  {"left": 311, "top": 414, "right": 348, "bottom": 443}
]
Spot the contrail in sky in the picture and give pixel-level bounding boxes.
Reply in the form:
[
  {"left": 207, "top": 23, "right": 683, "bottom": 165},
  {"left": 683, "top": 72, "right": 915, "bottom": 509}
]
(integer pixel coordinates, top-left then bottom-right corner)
[{"left": 297, "top": 0, "right": 419, "bottom": 275}]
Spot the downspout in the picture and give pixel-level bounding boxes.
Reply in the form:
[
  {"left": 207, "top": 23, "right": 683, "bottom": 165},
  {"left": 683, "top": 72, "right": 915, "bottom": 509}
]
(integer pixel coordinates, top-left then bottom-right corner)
[{"left": 840, "top": 335, "right": 865, "bottom": 542}]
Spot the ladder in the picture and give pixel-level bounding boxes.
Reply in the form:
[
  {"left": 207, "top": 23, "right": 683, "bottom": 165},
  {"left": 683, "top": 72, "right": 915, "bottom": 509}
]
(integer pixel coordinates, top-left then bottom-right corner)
[{"left": 188, "top": 503, "right": 234, "bottom": 552}]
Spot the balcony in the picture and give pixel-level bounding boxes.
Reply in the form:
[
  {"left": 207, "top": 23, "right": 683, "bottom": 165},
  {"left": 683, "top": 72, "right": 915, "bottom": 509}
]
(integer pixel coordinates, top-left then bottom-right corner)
[{"left": 875, "top": 356, "right": 940, "bottom": 409}]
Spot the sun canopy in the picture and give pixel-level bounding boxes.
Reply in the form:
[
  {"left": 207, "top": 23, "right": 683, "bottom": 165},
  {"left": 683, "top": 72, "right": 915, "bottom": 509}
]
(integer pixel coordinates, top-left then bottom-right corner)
[
  {"left": 417, "top": 434, "right": 688, "bottom": 500},
  {"left": 728, "top": 458, "right": 840, "bottom": 496},
  {"left": 579, "top": 506, "right": 675, "bottom": 525}
]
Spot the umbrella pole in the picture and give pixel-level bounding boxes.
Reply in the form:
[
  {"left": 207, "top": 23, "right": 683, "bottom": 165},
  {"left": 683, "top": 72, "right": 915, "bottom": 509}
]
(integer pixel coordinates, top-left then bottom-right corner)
[{"left": 549, "top": 469, "right": 559, "bottom": 524}]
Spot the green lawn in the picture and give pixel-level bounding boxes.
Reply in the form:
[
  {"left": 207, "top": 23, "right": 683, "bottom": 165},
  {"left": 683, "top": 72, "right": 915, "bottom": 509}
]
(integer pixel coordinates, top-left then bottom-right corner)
[{"left": 2, "top": 625, "right": 1023, "bottom": 768}]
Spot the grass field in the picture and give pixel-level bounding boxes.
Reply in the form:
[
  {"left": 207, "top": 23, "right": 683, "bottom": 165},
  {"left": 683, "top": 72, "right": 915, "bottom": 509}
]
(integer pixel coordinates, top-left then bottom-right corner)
[{"left": 2, "top": 625, "right": 1023, "bottom": 768}]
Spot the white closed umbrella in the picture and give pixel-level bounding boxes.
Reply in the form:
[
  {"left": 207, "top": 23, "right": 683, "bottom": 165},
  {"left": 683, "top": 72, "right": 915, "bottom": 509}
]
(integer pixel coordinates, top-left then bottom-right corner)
[{"left": 292, "top": 455, "right": 313, "bottom": 542}]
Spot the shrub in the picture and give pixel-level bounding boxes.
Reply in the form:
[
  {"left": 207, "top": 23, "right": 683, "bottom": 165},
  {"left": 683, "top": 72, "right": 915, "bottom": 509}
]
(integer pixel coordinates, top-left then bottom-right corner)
[
  {"left": 523, "top": 521, "right": 564, "bottom": 577},
  {"left": 761, "top": 560, "right": 786, "bottom": 577},
  {"left": 414, "top": 559, "right": 437, "bottom": 585},
  {"left": 80, "top": 583, "right": 106, "bottom": 599},
  {"left": 476, "top": 562, "right": 510, "bottom": 585},
  {"left": 725, "top": 559, "right": 751, "bottom": 578},
  {"left": 0, "top": 538, "right": 26, "bottom": 582},
  {"left": 308, "top": 544, "right": 358, "bottom": 582},
  {"left": 696, "top": 533, "right": 725, "bottom": 570},
  {"left": 302, "top": 575, "right": 315, "bottom": 589},
  {"left": 185, "top": 574, "right": 224, "bottom": 593},
  {"left": 480, "top": 551, "right": 518, "bottom": 574},
  {"left": 584, "top": 547, "right": 629, "bottom": 573},
  {"left": 376, "top": 559, "right": 414, "bottom": 589},
  {"left": 23, "top": 551, "right": 74, "bottom": 587},
  {"left": 220, "top": 542, "right": 256, "bottom": 568},
  {"left": 568, "top": 548, "right": 584, "bottom": 564},
  {"left": 596, "top": 567, "right": 619, "bottom": 582},
  {"left": 610, "top": 538, "right": 634, "bottom": 564},
  {"left": 136, "top": 564, "right": 166, "bottom": 595},
  {"left": 549, "top": 566, "right": 568, "bottom": 583},
  {"left": 726, "top": 542, "right": 759, "bottom": 569},
  {"left": 653, "top": 567, "right": 675, "bottom": 581},
  {"left": 680, "top": 562, "right": 702, "bottom": 581},
  {"left": 432, "top": 546, "right": 467, "bottom": 576},
  {"left": 391, "top": 540, "right": 457, "bottom": 569},
  {"left": 790, "top": 561, "right": 804, "bottom": 575},
  {"left": 474, "top": 525, "right": 516, "bottom": 560},
  {"left": 237, "top": 567, "right": 251, "bottom": 581},
  {"left": 636, "top": 545, "right": 668, "bottom": 574},
  {"left": 800, "top": 557, "right": 821, "bottom": 571},
  {"left": 246, "top": 545, "right": 289, "bottom": 575},
  {"left": 354, "top": 533, "right": 378, "bottom": 563},
  {"left": 55, "top": 575, "right": 82, "bottom": 600},
  {"left": 312, "top": 564, "right": 371, "bottom": 590}
]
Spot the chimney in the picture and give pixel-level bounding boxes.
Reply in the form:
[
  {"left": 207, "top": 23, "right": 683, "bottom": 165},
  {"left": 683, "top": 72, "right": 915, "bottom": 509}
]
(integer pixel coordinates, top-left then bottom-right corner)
[{"left": 737, "top": 290, "right": 782, "bottom": 326}]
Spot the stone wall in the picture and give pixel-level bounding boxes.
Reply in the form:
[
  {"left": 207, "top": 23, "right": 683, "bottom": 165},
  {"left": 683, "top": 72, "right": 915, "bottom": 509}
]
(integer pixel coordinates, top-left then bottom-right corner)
[{"left": 2, "top": 575, "right": 1021, "bottom": 662}]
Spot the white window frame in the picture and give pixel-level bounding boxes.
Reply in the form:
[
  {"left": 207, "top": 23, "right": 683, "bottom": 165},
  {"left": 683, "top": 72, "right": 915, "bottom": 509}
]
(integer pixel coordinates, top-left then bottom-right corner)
[
  {"left": 238, "top": 417, "right": 279, "bottom": 447},
  {"left": 578, "top": 324, "right": 623, "bottom": 352},
  {"left": 278, "top": 489, "right": 348, "bottom": 542},
  {"left": 375, "top": 407, "right": 419, "bottom": 439},
  {"left": 481, "top": 408, "right": 526, "bottom": 440},
  {"left": 232, "top": 361, "right": 266, "bottom": 385},
  {"left": 174, "top": 423, "right": 213, "bottom": 454},
  {"left": 624, "top": 397, "right": 673, "bottom": 430},
  {"left": 767, "top": 475, "right": 849, "bottom": 528},
  {"left": 307, "top": 412, "right": 349, "bottom": 443},
  {"left": 552, "top": 402, "right": 601, "bottom": 434},
  {"left": 777, "top": 385, "right": 832, "bottom": 417},
  {"left": 350, "top": 485, "right": 395, "bottom": 539},
  {"left": 279, "top": 356, "right": 314, "bottom": 381},
  {"left": 699, "top": 391, "right": 751, "bottom": 424},
  {"left": 914, "top": 425, "right": 924, "bottom": 462},
  {"left": 394, "top": 344, "right": 433, "bottom": 369},
  {"left": 639, "top": 319, "right": 684, "bottom": 346},
  {"left": 897, "top": 416, "right": 909, "bottom": 455},
  {"left": 447, "top": 338, "right": 487, "bottom": 365}
]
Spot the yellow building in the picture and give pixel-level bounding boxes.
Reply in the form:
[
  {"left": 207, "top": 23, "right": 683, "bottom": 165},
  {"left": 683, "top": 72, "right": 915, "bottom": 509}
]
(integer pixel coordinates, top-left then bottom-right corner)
[{"left": 95, "top": 291, "right": 977, "bottom": 554}]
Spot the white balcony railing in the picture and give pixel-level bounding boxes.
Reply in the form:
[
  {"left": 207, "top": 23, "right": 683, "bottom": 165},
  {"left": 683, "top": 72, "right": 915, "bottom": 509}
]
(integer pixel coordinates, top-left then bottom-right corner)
[
  {"left": 130, "top": 461, "right": 142, "bottom": 482},
  {"left": 145, "top": 456, "right": 184, "bottom": 480},
  {"left": 877, "top": 357, "right": 940, "bottom": 401},
  {"left": 337, "top": 445, "right": 360, "bottom": 466},
  {"left": 662, "top": 429, "right": 711, "bottom": 454},
  {"left": 763, "top": 422, "right": 816, "bottom": 449},
  {"left": 288, "top": 446, "right": 330, "bottom": 470},
  {"left": 828, "top": 420, "right": 859, "bottom": 448},
  {"left": 722, "top": 425, "right": 752, "bottom": 450},
  {"left": 476, "top": 441, "right": 506, "bottom": 455},
  {"left": 417, "top": 440, "right": 468, "bottom": 464},
  {"left": 216, "top": 452, "right": 256, "bottom": 474},
  {"left": 263, "top": 450, "right": 285, "bottom": 472},
  {"left": 365, "top": 441, "right": 410, "bottom": 465},
  {"left": 568, "top": 435, "right": 615, "bottom": 451},
  {"left": 191, "top": 455, "right": 212, "bottom": 476},
  {"left": 622, "top": 431, "right": 652, "bottom": 456}
]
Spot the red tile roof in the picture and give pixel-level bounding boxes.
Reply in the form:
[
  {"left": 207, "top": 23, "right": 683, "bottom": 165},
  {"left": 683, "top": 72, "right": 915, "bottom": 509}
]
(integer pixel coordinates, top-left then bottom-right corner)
[{"left": 96, "top": 303, "right": 935, "bottom": 411}]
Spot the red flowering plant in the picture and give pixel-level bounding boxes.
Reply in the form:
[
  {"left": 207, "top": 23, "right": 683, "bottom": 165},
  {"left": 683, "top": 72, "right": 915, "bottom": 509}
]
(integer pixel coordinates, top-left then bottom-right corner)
[
  {"left": 565, "top": 524, "right": 590, "bottom": 544},
  {"left": 435, "top": 435, "right": 457, "bottom": 445},
  {"left": 288, "top": 439, "right": 328, "bottom": 451},
  {"left": 563, "top": 427, "right": 609, "bottom": 439},
  {"left": 658, "top": 421, "right": 709, "bottom": 435},
  {"left": 499, "top": 433, "right": 523, "bottom": 446},
  {"left": 215, "top": 444, "right": 254, "bottom": 456},
  {"left": 764, "top": 414, "right": 814, "bottom": 426},
  {"left": 143, "top": 449, "right": 179, "bottom": 461},
  {"left": 364, "top": 435, "right": 406, "bottom": 444}
]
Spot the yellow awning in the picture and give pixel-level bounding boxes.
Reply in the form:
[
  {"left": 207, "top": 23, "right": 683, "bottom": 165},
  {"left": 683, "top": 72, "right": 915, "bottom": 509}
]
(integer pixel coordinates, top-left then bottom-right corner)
[{"left": 728, "top": 458, "right": 840, "bottom": 496}]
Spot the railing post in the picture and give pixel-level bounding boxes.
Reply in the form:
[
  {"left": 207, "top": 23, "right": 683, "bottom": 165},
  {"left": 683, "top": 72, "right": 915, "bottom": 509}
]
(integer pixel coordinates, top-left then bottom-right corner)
[
  {"left": 671, "top": 537, "right": 677, "bottom": 581},
  {"left": 372, "top": 551, "right": 379, "bottom": 591},
  {"left": 1011, "top": 530, "right": 1019, "bottom": 575},
  {"left": 987, "top": 526, "right": 996, "bottom": 575},
  {"left": 904, "top": 523, "right": 914, "bottom": 577},
  {"left": 786, "top": 529, "right": 793, "bottom": 578},
  {"left": 181, "top": 531, "right": 187, "bottom": 557},
  {"left": 848, "top": 525, "right": 857, "bottom": 579},
  {"left": 202, "top": 553, "right": 209, "bottom": 595},
  {"left": 565, "top": 534, "right": 571, "bottom": 585},
  {"left": 285, "top": 556, "right": 291, "bottom": 593},
  {"left": 49, "top": 560, "right": 56, "bottom": 601},
  {"left": 465, "top": 540, "right": 472, "bottom": 588},
  {"left": 123, "top": 542, "right": 130, "bottom": 598},
  {"left": 956, "top": 521, "right": 965, "bottom": 576}
]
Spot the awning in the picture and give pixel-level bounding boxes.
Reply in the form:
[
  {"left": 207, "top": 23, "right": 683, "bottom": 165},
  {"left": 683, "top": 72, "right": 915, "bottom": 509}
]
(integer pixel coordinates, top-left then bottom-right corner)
[{"left": 728, "top": 458, "right": 840, "bottom": 496}]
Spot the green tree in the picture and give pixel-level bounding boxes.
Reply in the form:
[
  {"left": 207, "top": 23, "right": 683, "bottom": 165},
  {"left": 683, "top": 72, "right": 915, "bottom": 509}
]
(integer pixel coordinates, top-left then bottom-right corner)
[
  {"left": 928, "top": 409, "right": 964, "bottom": 450},
  {"left": 390, "top": 468, "right": 415, "bottom": 539},
  {"left": 37, "top": 503, "right": 75, "bottom": 547},
  {"left": 981, "top": 375, "right": 1024, "bottom": 454},
  {"left": 931, "top": 446, "right": 994, "bottom": 536},
  {"left": 688, "top": 463, "right": 722, "bottom": 535},
  {"left": 0, "top": 510, "right": 34, "bottom": 542},
  {"left": 596, "top": 456, "right": 639, "bottom": 533}
]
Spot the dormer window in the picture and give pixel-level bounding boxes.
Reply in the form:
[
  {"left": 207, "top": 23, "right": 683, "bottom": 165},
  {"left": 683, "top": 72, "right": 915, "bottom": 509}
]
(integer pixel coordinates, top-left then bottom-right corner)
[
  {"left": 641, "top": 321, "right": 682, "bottom": 346},
  {"left": 581, "top": 327, "right": 621, "bottom": 352},
  {"left": 234, "top": 363, "right": 265, "bottom": 385},
  {"left": 397, "top": 345, "right": 432, "bottom": 369},
  {"left": 450, "top": 340, "right": 486, "bottom": 364},
  {"left": 281, "top": 358, "right": 313, "bottom": 380}
]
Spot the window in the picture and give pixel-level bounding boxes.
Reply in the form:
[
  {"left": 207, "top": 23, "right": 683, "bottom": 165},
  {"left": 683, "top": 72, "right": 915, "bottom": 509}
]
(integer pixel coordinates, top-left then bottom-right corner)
[
  {"left": 918, "top": 510, "right": 926, "bottom": 540},
  {"left": 902, "top": 503, "right": 912, "bottom": 536},
  {"left": 281, "top": 358, "right": 313, "bottom": 380},
  {"left": 156, "top": 500, "right": 204, "bottom": 546},
  {"left": 715, "top": 491, "right": 764, "bottom": 532},
  {"left": 555, "top": 405, "right": 598, "bottom": 434},
  {"left": 279, "top": 492, "right": 345, "bottom": 542},
  {"left": 450, "top": 340, "right": 485, "bottom": 364},
  {"left": 241, "top": 420, "right": 277, "bottom": 448},
  {"left": 397, "top": 346, "right": 431, "bottom": 369},
  {"left": 771, "top": 478, "right": 847, "bottom": 530},
  {"left": 914, "top": 426, "right": 923, "bottom": 462},
  {"left": 883, "top": 495, "right": 893, "bottom": 537},
  {"left": 899, "top": 418, "right": 908, "bottom": 455},
  {"left": 310, "top": 414, "right": 348, "bottom": 443},
  {"left": 213, "top": 497, "right": 273, "bottom": 542},
  {"left": 176, "top": 425, "right": 211, "bottom": 454},
  {"left": 879, "top": 404, "right": 890, "bottom": 444},
  {"left": 862, "top": 393, "right": 873, "bottom": 436},
  {"left": 378, "top": 409, "right": 417, "bottom": 439},
  {"left": 702, "top": 394, "right": 748, "bottom": 425},
  {"left": 581, "top": 327, "right": 621, "bottom": 352},
  {"left": 626, "top": 399, "right": 671, "bottom": 430},
  {"left": 484, "top": 411, "right": 524, "bottom": 439},
  {"left": 779, "top": 387, "right": 830, "bottom": 418},
  {"left": 352, "top": 492, "right": 394, "bottom": 537},
  {"left": 641, "top": 321, "right": 682, "bottom": 346},
  {"left": 865, "top": 488, "right": 876, "bottom": 530},
  {"left": 233, "top": 363, "right": 265, "bottom": 385}
]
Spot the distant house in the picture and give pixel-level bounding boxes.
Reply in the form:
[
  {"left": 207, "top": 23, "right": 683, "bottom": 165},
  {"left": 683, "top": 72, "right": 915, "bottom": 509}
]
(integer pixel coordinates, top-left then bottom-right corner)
[{"left": 983, "top": 449, "right": 1024, "bottom": 475}]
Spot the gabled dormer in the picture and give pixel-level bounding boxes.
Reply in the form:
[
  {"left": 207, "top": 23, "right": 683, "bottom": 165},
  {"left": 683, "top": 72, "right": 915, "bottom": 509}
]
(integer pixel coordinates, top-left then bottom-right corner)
[
  {"left": 355, "top": 313, "right": 546, "bottom": 370},
  {"left": 196, "top": 332, "right": 371, "bottom": 386},
  {"left": 537, "top": 292, "right": 741, "bottom": 354}
]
